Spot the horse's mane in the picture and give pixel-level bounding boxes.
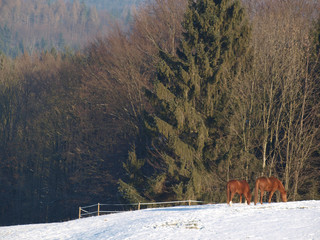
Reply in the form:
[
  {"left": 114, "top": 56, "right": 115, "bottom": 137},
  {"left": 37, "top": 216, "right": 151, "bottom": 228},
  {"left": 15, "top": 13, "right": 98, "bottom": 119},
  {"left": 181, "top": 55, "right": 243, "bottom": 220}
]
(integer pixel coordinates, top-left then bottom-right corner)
[{"left": 276, "top": 178, "right": 286, "bottom": 193}]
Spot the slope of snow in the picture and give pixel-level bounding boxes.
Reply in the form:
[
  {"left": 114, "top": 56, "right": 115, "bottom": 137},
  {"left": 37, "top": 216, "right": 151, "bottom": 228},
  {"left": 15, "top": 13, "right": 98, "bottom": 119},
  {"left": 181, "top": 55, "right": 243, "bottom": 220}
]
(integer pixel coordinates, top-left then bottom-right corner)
[{"left": 1, "top": 200, "right": 320, "bottom": 240}]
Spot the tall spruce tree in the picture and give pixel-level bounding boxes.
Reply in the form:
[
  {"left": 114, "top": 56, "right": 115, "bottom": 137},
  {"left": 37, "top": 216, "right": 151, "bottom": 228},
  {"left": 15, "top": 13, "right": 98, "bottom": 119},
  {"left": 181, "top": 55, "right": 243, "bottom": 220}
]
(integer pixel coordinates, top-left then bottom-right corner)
[{"left": 119, "top": 0, "right": 251, "bottom": 202}]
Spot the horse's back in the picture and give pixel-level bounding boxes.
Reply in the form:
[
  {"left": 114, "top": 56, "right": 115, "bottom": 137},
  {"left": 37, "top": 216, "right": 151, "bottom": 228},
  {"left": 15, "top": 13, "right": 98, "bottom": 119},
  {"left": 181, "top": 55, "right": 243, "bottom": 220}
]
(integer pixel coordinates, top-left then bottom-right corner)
[
  {"left": 227, "top": 180, "right": 239, "bottom": 191},
  {"left": 227, "top": 180, "right": 239, "bottom": 188},
  {"left": 256, "top": 177, "right": 268, "bottom": 183},
  {"left": 255, "top": 177, "right": 269, "bottom": 191},
  {"left": 227, "top": 179, "right": 238, "bottom": 184},
  {"left": 256, "top": 176, "right": 280, "bottom": 191},
  {"left": 240, "top": 180, "right": 249, "bottom": 185},
  {"left": 228, "top": 179, "right": 249, "bottom": 193},
  {"left": 240, "top": 180, "right": 249, "bottom": 189}
]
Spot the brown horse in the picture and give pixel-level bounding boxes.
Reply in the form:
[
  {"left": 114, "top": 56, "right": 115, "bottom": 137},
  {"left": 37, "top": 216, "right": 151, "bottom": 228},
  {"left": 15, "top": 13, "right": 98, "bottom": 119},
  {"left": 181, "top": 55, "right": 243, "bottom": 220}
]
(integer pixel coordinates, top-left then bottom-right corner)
[
  {"left": 254, "top": 176, "right": 287, "bottom": 205},
  {"left": 227, "top": 180, "right": 251, "bottom": 206}
]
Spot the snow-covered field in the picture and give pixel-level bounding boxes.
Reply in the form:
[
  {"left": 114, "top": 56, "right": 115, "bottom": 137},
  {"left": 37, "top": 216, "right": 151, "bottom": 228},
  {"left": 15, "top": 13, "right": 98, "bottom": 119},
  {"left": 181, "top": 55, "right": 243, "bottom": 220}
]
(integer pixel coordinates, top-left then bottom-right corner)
[{"left": 1, "top": 200, "right": 320, "bottom": 240}]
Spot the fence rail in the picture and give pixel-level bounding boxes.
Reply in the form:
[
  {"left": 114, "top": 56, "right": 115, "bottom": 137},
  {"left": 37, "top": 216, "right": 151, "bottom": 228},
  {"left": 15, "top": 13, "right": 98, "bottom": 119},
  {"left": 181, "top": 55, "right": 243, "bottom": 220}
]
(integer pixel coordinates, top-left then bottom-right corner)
[{"left": 78, "top": 200, "right": 204, "bottom": 219}]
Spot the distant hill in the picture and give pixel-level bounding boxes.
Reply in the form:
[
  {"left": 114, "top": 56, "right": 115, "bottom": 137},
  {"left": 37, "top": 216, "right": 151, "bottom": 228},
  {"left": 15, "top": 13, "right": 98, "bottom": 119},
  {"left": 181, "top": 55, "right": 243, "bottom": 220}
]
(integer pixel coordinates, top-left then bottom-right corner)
[
  {"left": 75, "top": 0, "right": 147, "bottom": 12},
  {"left": 60, "top": 0, "right": 149, "bottom": 26},
  {"left": 0, "top": 0, "right": 148, "bottom": 58},
  {"left": 80, "top": 0, "right": 149, "bottom": 26}
]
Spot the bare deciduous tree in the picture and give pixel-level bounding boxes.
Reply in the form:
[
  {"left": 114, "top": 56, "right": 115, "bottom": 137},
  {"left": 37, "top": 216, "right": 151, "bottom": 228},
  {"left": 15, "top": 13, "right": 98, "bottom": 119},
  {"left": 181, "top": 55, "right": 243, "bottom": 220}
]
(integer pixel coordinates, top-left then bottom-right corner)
[{"left": 240, "top": 0, "right": 320, "bottom": 200}]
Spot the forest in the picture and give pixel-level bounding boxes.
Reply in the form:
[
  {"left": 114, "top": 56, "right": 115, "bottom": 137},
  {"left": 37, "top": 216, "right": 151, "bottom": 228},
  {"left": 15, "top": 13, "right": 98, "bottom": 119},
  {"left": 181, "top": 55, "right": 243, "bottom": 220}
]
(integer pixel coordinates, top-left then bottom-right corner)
[
  {"left": 76, "top": 0, "right": 146, "bottom": 14},
  {"left": 0, "top": 0, "right": 143, "bottom": 58},
  {"left": 0, "top": 0, "right": 319, "bottom": 226}
]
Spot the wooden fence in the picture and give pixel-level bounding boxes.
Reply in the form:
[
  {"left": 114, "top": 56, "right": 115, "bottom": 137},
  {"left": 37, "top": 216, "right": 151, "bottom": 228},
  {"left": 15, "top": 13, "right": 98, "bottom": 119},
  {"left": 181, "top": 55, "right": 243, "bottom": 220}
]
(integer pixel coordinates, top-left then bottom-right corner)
[{"left": 78, "top": 200, "right": 203, "bottom": 219}]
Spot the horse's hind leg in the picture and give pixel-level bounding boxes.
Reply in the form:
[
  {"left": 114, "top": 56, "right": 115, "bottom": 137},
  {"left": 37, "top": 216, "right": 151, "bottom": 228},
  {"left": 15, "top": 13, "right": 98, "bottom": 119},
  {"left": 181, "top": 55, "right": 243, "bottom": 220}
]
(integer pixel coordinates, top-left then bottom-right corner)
[
  {"left": 229, "top": 192, "right": 236, "bottom": 206},
  {"left": 227, "top": 190, "right": 230, "bottom": 205},
  {"left": 260, "top": 190, "right": 264, "bottom": 204},
  {"left": 239, "top": 194, "right": 242, "bottom": 204},
  {"left": 227, "top": 185, "right": 230, "bottom": 205},
  {"left": 228, "top": 193, "right": 232, "bottom": 205}
]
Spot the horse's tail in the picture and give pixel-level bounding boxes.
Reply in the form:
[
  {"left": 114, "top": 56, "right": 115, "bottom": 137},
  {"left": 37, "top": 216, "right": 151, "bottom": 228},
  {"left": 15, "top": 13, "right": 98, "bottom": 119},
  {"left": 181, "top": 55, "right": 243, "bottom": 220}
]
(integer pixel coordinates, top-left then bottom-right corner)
[
  {"left": 254, "top": 179, "right": 259, "bottom": 205},
  {"left": 227, "top": 182, "right": 230, "bottom": 205}
]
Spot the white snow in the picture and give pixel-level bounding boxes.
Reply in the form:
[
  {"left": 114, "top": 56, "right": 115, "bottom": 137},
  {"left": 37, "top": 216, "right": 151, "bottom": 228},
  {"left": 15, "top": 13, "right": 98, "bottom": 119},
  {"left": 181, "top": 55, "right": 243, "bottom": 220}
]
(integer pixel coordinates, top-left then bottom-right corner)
[{"left": 1, "top": 200, "right": 320, "bottom": 240}]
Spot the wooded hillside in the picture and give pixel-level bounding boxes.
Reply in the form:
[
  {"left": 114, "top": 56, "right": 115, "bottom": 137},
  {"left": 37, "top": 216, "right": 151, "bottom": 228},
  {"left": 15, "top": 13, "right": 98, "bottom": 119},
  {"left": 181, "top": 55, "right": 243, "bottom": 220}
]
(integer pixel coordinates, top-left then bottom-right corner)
[
  {"left": 0, "top": 0, "right": 142, "bottom": 58},
  {"left": 0, "top": 0, "right": 319, "bottom": 226}
]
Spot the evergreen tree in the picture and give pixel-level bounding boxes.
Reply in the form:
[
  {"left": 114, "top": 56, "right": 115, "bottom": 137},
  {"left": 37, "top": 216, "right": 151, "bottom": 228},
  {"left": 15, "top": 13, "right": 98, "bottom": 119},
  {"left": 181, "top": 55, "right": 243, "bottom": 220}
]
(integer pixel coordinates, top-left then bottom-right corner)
[{"left": 119, "top": 0, "right": 251, "bottom": 202}]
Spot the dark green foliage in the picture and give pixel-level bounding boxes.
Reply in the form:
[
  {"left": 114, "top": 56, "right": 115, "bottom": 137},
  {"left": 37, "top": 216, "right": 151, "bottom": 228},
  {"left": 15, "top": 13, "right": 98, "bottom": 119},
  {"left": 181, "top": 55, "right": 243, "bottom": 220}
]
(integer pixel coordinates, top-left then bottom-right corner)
[{"left": 120, "top": 0, "right": 251, "bottom": 202}]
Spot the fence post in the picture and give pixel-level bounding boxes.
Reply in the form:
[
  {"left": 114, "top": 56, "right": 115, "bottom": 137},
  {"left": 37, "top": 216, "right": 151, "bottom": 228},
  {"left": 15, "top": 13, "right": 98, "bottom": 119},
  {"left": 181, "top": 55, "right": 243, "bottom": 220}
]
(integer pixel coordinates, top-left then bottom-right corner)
[
  {"left": 138, "top": 202, "right": 141, "bottom": 210},
  {"left": 98, "top": 203, "right": 100, "bottom": 216},
  {"left": 189, "top": 200, "right": 191, "bottom": 206},
  {"left": 79, "top": 207, "right": 81, "bottom": 219}
]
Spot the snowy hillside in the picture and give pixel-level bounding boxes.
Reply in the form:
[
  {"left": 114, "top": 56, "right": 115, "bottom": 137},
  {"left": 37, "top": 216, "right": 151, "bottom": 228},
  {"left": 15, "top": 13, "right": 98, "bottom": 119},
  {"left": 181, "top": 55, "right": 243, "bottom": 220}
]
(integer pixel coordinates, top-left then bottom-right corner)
[{"left": 1, "top": 200, "right": 319, "bottom": 240}]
